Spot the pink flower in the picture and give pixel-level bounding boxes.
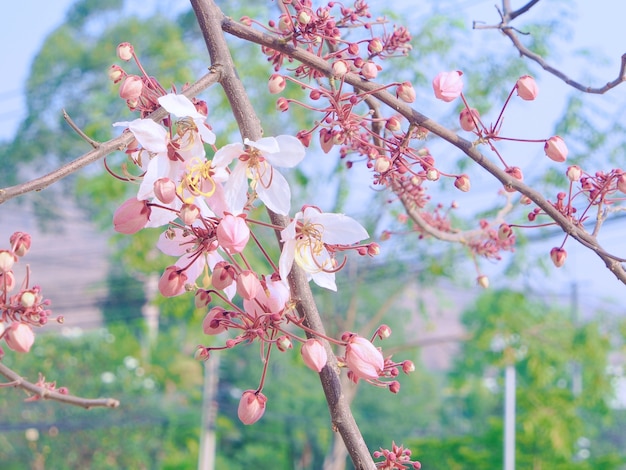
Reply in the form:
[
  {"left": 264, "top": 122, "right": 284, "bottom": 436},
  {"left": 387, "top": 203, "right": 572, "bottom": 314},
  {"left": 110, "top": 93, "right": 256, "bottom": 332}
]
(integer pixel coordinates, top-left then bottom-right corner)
[
  {"left": 113, "top": 198, "right": 151, "bottom": 234},
  {"left": 550, "top": 247, "right": 567, "bottom": 268},
  {"left": 268, "top": 74, "right": 286, "bottom": 94},
  {"left": 4, "top": 322, "right": 35, "bottom": 353},
  {"left": 119, "top": 75, "right": 143, "bottom": 100},
  {"left": 301, "top": 339, "right": 328, "bottom": 372},
  {"left": 454, "top": 174, "right": 471, "bottom": 192},
  {"left": 396, "top": 82, "right": 416, "bottom": 103},
  {"left": 0, "top": 250, "right": 16, "bottom": 273},
  {"left": 544, "top": 136, "right": 568, "bottom": 163},
  {"left": 236, "top": 270, "right": 262, "bottom": 300},
  {"left": 10, "top": 232, "right": 31, "bottom": 257},
  {"left": 158, "top": 266, "right": 188, "bottom": 297},
  {"left": 211, "top": 262, "right": 236, "bottom": 290},
  {"left": 216, "top": 213, "right": 250, "bottom": 254},
  {"left": 153, "top": 178, "right": 177, "bottom": 204},
  {"left": 516, "top": 75, "right": 538, "bottom": 100},
  {"left": 344, "top": 334, "right": 384, "bottom": 381},
  {"left": 432, "top": 71, "right": 463, "bottom": 102},
  {"left": 459, "top": 108, "right": 479, "bottom": 132},
  {"left": 238, "top": 390, "right": 267, "bottom": 425},
  {"left": 202, "top": 307, "right": 229, "bottom": 335}
]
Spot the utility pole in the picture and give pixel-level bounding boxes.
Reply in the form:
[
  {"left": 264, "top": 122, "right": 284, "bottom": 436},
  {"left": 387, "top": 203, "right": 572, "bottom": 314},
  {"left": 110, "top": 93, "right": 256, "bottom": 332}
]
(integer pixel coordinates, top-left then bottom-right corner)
[
  {"left": 504, "top": 363, "right": 516, "bottom": 470},
  {"left": 198, "top": 353, "right": 220, "bottom": 470}
]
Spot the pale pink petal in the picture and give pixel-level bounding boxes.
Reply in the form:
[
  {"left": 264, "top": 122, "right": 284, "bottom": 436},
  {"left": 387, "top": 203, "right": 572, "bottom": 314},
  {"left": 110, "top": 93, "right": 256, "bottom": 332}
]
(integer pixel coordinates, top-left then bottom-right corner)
[
  {"left": 266, "top": 135, "right": 306, "bottom": 168},
  {"left": 311, "top": 212, "right": 369, "bottom": 245},
  {"left": 158, "top": 94, "right": 205, "bottom": 120},
  {"left": 223, "top": 162, "right": 249, "bottom": 215},
  {"left": 278, "top": 238, "right": 297, "bottom": 281},
  {"left": 256, "top": 168, "right": 291, "bottom": 215},
  {"left": 125, "top": 119, "right": 168, "bottom": 153},
  {"left": 245, "top": 137, "right": 280, "bottom": 154},
  {"left": 212, "top": 142, "right": 243, "bottom": 167},
  {"left": 310, "top": 270, "right": 337, "bottom": 291}
]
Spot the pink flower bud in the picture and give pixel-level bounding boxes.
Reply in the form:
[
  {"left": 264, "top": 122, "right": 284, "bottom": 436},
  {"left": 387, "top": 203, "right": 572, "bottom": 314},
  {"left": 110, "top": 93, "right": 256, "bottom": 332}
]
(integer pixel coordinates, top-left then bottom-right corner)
[
  {"left": 276, "top": 97, "right": 289, "bottom": 112},
  {"left": 544, "top": 136, "right": 568, "bottom": 163},
  {"left": 566, "top": 165, "right": 582, "bottom": 182},
  {"left": 550, "top": 247, "right": 567, "bottom": 268},
  {"left": 211, "top": 261, "right": 236, "bottom": 290},
  {"left": 296, "top": 130, "right": 312, "bottom": 147},
  {"left": 194, "top": 346, "right": 210, "bottom": 361},
  {"left": 119, "top": 75, "right": 143, "bottom": 100},
  {"left": 385, "top": 116, "right": 402, "bottom": 132},
  {"left": 344, "top": 334, "right": 384, "bottom": 381},
  {"left": 4, "top": 322, "right": 35, "bottom": 353},
  {"left": 108, "top": 65, "right": 124, "bottom": 84},
  {"left": 0, "top": 250, "right": 16, "bottom": 273},
  {"left": 113, "top": 198, "right": 151, "bottom": 234},
  {"left": 179, "top": 203, "right": 200, "bottom": 225},
  {"left": 301, "top": 338, "right": 328, "bottom": 372},
  {"left": 202, "top": 306, "right": 228, "bottom": 335},
  {"left": 396, "top": 82, "right": 416, "bottom": 103},
  {"left": 277, "top": 335, "right": 293, "bottom": 352},
  {"left": 238, "top": 390, "right": 267, "bottom": 425},
  {"left": 402, "top": 360, "right": 415, "bottom": 374},
  {"left": 617, "top": 172, "right": 626, "bottom": 193},
  {"left": 217, "top": 213, "right": 250, "bottom": 254},
  {"left": 360, "top": 61, "right": 379, "bottom": 80},
  {"left": 10, "top": 232, "right": 31, "bottom": 257},
  {"left": 426, "top": 168, "right": 440, "bottom": 181},
  {"left": 367, "top": 243, "right": 380, "bottom": 256},
  {"left": 158, "top": 266, "right": 187, "bottom": 297},
  {"left": 332, "top": 60, "right": 349, "bottom": 77},
  {"left": 195, "top": 289, "right": 211, "bottom": 308},
  {"left": 454, "top": 174, "right": 471, "bottom": 192},
  {"left": 236, "top": 270, "right": 262, "bottom": 300},
  {"left": 498, "top": 223, "right": 512, "bottom": 240},
  {"left": 388, "top": 381, "right": 401, "bottom": 394},
  {"left": 368, "top": 38, "right": 383, "bottom": 54},
  {"left": 374, "top": 157, "right": 391, "bottom": 173},
  {"left": 268, "top": 74, "right": 286, "bottom": 94},
  {"left": 20, "top": 291, "right": 36, "bottom": 308},
  {"left": 477, "top": 275, "right": 489, "bottom": 289},
  {"left": 459, "top": 108, "right": 479, "bottom": 132},
  {"left": 297, "top": 11, "right": 311, "bottom": 25},
  {"left": 319, "top": 128, "right": 334, "bottom": 154},
  {"left": 432, "top": 71, "right": 463, "bottom": 102},
  {"left": 0, "top": 271, "right": 16, "bottom": 292},
  {"left": 117, "top": 42, "right": 134, "bottom": 61},
  {"left": 154, "top": 178, "right": 177, "bottom": 204},
  {"left": 377, "top": 324, "right": 392, "bottom": 339},
  {"left": 516, "top": 75, "right": 538, "bottom": 101}
]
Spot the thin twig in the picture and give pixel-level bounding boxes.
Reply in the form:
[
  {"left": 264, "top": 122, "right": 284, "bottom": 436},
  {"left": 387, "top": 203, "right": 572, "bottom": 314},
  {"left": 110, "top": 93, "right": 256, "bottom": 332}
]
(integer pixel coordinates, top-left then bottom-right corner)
[
  {"left": 63, "top": 109, "right": 100, "bottom": 148},
  {"left": 0, "top": 361, "right": 119, "bottom": 409}
]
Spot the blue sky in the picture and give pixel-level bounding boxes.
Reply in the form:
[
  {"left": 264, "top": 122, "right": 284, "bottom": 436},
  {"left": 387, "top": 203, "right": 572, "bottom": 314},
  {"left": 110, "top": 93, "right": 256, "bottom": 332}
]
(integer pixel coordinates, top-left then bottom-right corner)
[{"left": 1, "top": 0, "right": 625, "bottom": 309}]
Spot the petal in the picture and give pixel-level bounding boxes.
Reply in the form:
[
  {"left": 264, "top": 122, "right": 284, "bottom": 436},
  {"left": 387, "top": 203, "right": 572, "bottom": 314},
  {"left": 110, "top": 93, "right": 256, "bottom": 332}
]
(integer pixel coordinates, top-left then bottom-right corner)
[
  {"left": 278, "top": 238, "right": 297, "bottom": 281},
  {"left": 137, "top": 156, "right": 167, "bottom": 200},
  {"left": 212, "top": 142, "right": 243, "bottom": 167},
  {"left": 256, "top": 168, "right": 291, "bottom": 215},
  {"left": 158, "top": 94, "right": 205, "bottom": 120},
  {"left": 223, "top": 162, "right": 249, "bottom": 215},
  {"left": 197, "top": 123, "right": 216, "bottom": 145},
  {"left": 310, "top": 270, "right": 337, "bottom": 291},
  {"left": 245, "top": 136, "right": 280, "bottom": 154},
  {"left": 312, "top": 212, "right": 369, "bottom": 244},
  {"left": 157, "top": 229, "right": 187, "bottom": 256},
  {"left": 145, "top": 202, "right": 178, "bottom": 228},
  {"left": 126, "top": 119, "right": 168, "bottom": 153},
  {"left": 265, "top": 135, "right": 306, "bottom": 168}
]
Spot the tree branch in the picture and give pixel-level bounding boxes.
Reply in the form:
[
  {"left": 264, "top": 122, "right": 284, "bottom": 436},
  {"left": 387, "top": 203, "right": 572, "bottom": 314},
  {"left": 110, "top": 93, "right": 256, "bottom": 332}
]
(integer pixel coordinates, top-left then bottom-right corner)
[
  {"left": 190, "top": 1, "right": 376, "bottom": 468},
  {"left": 0, "top": 361, "right": 119, "bottom": 409},
  {"left": 0, "top": 69, "right": 222, "bottom": 205},
  {"left": 220, "top": 17, "right": 626, "bottom": 286},
  {"left": 474, "top": 1, "right": 626, "bottom": 94}
]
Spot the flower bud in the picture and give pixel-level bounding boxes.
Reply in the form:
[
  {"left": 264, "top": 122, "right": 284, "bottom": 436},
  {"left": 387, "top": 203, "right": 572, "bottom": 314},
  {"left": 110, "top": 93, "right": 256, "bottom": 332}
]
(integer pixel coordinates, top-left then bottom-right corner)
[
  {"left": 617, "top": 172, "right": 626, "bottom": 194},
  {"left": 332, "top": 60, "right": 349, "bottom": 77},
  {"left": 377, "top": 324, "right": 392, "bottom": 339},
  {"left": 194, "top": 346, "right": 210, "bottom": 361},
  {"left": 498, "top": 223, "right": 512, "bottom": 240},
  {"left": 454, "top": 174, "right": 471, "bottom": 192},
  {"left": 158, "top": 266, "right": 187, "bottom": 297},
  {"left": 277, "top": 335, "right": 293, "bottom": 352},
  {"left": 388, "top": 381, "right": 401, "bottom": 394},
  {"left": 432, "top": 70, "right": 463, "bottom": 102},
  {"left": 550, "top": 247, "right": 567, "bottom": 268},
  {"left": 477, "top": 275, "right": 489, "bottom": 289},
  {"left": 426, "top": 168, "right": 440, "bottom": 181},
  {"left": 374, "top": 157, "right": 391, "bottom": 173},
  {"left": 319, "top": 128, "right": 334, "bottom": 154},
  {"left": 236, "top": 270, "right": 262, "bottom": 300},
  {"left": 276, "top": 97, "right": 289, "bottom": 112},
  {"left": 117, "top": 42, "right": 134, "bottom": 61},
  {"left": 202, "top": 306, "right": 228, "bottom": 335},
  {"left": 108, "top": 65, "right": 124, "bottom": 84},
  {"left": 566, "top": 165, "right": 582, "bottom": 182},
  {"left": 385, "top": 116, "right": 402, "bottom": 133},
  {"left": 344, "top": 334, "right": 384, "bottom": 381},
  {"left": 179, "top": 203, "right": 200, "bottom": 225},
  {"left": 0, "top": 250, "right": 16, "bottom": 273},
  {"left": 402, "top": 360, "right": 415, "bottom": 374},
  {"left": 544, "top": 136, "right": 568, "bottom": 163},
  {"left": 360, "top": 61, "right": 379, "bottom": 80},
  {"left": 368, "top": 38, "right": 383, "bottom": 54},
  {"left": 217, "top": 213, "right": 250, "bottom": 254},
  {"left": 194, "top": 289, "right": 211, "bottom": 308},
  {"left": 396, "top": 82, "right": 416, "bottom": 103},
  {"left": 459, "top": 108, "right": 479, "bottom": 132},
  {"left": 0, "top": 271, "right": 16, "bottom": 292},
  {"left": 153, "top": 178, "right": 177, "bottom": 204},
  {"left": 119, "top": 75, "right": 143, "bottom": 101},
  {"left": 4, "top": 322, "right": 35, "bottom": 353},
  {"left": 113, "top": 198, "right": 151, "bottom": 234},
  {"left": 10, "top": 232, "right": 31, "bottom": 257},
  {"left": 297, "top": 11, "right": 311, "bottom": 25},
  {"left": 211, "top": 261, "right": 236, "bottom": 290},
  {"left": 20, "top": 291, "right": 36, "bottom": 308},
  {"left": 301, "top": 338, "right": 327, "bottom": 372},
  {"left": 268, "top": 74, "right": 286, "bottom": 94},
  {"left": 516, "top": 75, "right": 538, "bottom": 101},
  {"left": 238, "top": 390, "right": 267, "bottom": 425},
  {"left": 367, "top": 243, "right": 380, "bottom": 256}
]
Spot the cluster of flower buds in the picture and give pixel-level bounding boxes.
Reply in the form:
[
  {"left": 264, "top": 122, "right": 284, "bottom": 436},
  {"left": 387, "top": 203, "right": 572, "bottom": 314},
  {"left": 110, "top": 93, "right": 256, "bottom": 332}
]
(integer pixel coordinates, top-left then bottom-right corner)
[
  {"left": 373, "top": 441, "right": 422, "bottom": 469},
  {"left": 0, "top": 232, "right": 57, "bottom": 356}
]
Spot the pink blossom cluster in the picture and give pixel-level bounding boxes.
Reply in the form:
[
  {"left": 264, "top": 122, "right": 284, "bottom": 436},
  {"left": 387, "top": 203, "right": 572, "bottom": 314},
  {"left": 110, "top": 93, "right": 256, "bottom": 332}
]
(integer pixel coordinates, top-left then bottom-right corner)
[
  {"left": 0, "top": 232, "right": 57, "bottom": 356},
  {"left": 108, "top": 42, "right": 404, "bottom": 426}
]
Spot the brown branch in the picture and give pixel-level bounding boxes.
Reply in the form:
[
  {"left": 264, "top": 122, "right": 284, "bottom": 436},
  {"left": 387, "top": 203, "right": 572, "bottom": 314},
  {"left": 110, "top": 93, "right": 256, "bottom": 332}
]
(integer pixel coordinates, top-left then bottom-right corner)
[
  {"left": 474, "top": 1, "right": 626, "bottom": 94},
  {"left": 0, "top": 69, "right": 222, "bottom": 205},
  {"left": 0, "top": 361, "right": 119, "bottom": 409},
  {"left": 220, "top": 17, "right": 626, "bottom": 286},
  {"left": 190, "top": 2, "right": 376, "bottom": 468}
]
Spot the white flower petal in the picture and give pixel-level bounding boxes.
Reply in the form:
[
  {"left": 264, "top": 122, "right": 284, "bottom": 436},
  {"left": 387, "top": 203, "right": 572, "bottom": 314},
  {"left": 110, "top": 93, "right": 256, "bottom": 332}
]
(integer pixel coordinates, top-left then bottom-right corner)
[
  {"left": 256, "top": 168, "right": 291, "bottom": 215},
  {"left": 312, "top": 212, "right": 369, "bottom": 245},
  {"left": 212, "top": 142, "right": 243, "bottom": 167},
  {"left": 279, "top": 238, "right": 297, "bottom": 281},
  {"left": 197, "top": 124, "right": 216, "bottom": 145},
  {"left": 245, "top": 136, "right": 280, "bottom": 154},
  {"left": 266, "top": 135, "right": 306, "bottom": 168},
  {"left": 311, "top": 271, "right": 337, "bottom": 291},
  {"left": 158, "top": 94, "right": 205, "bottom": 120},
  {"left": 223, "top": 162, "right": 249, "bottom": 215},
  {"left": 127, "top": 119, "right": 168, "bottom": 153}
]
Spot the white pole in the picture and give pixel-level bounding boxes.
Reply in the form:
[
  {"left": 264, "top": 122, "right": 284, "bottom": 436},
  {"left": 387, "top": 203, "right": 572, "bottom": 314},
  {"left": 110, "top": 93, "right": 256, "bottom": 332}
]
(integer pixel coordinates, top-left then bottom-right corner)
[{"left": 504, "top": 364, "right": 516, "bottom": 470}]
